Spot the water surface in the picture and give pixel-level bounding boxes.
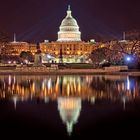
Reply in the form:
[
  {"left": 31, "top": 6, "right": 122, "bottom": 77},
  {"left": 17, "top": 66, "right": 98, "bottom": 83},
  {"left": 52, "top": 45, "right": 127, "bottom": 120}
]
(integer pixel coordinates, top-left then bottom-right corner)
[{"left": 0, "top": 75, "right": 140, "bottom": 139}]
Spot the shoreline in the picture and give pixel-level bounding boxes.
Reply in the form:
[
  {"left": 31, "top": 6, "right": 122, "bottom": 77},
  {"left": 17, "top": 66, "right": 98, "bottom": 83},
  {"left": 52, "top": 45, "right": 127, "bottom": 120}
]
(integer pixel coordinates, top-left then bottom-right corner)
[{"left": 0, "top": 69, "right": 140, "bottom": 76}]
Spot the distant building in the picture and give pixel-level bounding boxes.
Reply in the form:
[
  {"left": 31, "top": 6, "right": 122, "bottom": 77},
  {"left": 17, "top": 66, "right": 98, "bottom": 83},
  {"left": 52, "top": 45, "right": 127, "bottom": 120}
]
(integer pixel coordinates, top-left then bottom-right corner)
[
  {"left": 4, "top": 42, "right": 37, "bottom": 56},
  {"left": 1, "top": 34, "right": 37, "bottom": 55}
]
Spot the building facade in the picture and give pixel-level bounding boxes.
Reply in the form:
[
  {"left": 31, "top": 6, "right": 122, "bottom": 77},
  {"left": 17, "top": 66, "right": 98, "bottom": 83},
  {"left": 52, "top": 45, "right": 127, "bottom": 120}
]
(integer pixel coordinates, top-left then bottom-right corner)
[
  {"left": 3, "top": 41, "right": 37, "bottom": 55},
  {"left": 40, "top": 41, "right": 95, "bottom": 63}
]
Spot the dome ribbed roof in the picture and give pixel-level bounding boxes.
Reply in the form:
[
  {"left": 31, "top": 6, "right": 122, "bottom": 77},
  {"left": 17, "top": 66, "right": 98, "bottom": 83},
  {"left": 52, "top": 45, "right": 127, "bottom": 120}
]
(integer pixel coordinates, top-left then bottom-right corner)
[
  {"left": 61, "top": 18, "right": 78, "bottom": 27},
  {"left": 61, "top": 11, "right": 78, "bottom": 27}
]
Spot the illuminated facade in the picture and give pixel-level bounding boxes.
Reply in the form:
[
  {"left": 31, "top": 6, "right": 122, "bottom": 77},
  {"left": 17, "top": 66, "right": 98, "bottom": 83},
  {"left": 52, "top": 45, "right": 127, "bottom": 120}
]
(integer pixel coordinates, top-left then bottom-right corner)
[
  {"left": 4, "top": 41, "right": 37, "bottom": 55},
  {"left": 0, "top": 34, "right": 37, "bottom": 55},
  {"left": 40, "top": 41, "right": 94, "bottom": 63}
]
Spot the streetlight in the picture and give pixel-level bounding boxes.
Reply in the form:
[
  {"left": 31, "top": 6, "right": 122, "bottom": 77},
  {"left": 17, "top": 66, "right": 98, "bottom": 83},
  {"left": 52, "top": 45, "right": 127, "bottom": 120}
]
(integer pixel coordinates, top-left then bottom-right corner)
[
  {"left": 126, "top": 56, "right": 131, "bottom": 62},
  {"left": 125, "top": 55, "right": 133, "bottom": 63}
]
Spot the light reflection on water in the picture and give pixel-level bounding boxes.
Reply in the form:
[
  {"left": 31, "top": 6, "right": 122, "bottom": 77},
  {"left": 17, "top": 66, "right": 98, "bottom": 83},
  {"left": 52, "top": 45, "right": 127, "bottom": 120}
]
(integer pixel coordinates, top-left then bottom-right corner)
[{"left": 0, "top": 75, "right": 140, "bottom": 135}]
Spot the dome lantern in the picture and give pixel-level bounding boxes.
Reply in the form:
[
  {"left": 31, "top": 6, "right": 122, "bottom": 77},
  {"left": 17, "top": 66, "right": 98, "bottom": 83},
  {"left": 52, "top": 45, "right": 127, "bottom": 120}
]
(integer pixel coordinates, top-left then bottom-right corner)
[{"left": 67, "top": 5, "right": 72, "bottom": 17}]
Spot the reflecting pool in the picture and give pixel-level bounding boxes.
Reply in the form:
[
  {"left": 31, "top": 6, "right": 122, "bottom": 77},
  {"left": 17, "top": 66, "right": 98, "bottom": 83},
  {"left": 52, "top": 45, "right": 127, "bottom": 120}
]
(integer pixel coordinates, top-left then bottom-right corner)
[{"left": 0, "top": 75, "right": 140, "bottom": 139}]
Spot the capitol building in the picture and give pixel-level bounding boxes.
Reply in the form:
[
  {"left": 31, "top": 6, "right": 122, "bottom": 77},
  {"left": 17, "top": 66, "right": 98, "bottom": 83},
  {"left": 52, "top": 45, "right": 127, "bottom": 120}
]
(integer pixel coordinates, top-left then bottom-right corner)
[
  {"left": 1, "top": 6, "right": 138, "bottom": 64},
  {"left": 40, "top": 5, "right": 95, "bottom": 63},
  {"left": 2, "top": 6, "right": 96, "bottom": 63}
]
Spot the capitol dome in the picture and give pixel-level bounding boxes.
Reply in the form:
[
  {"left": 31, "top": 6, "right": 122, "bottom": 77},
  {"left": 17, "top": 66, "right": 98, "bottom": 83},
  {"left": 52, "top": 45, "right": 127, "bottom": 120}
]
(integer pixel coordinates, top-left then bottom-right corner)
[{"left": 57, "top": 5, "right": 81, "bottom": 42}]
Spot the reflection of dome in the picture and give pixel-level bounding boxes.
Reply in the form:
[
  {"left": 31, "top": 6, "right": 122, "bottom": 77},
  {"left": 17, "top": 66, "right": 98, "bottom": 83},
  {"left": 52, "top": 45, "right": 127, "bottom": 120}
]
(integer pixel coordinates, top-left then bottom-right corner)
[
  {"left": 57, "top": 5, "right": 81, "bottom": 42},
  {"left": 58, "top": 97, "right": 81, "bottom": 135}
]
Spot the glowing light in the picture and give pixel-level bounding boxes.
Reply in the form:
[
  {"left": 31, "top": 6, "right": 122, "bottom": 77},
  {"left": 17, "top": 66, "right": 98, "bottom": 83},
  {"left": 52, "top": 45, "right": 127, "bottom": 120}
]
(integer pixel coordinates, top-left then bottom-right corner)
[
  {"left": 47, "top": 78, "right": 52, "bottom": 89},
  {"left": 77, "top": 51, "right": 81, "bottom": 55},
  {"left": 126, "top": 57, "right": 131, "bottom": 61},
  {"left": 46, "top": 54, "right": 52, "bottom": 59},
  {"left": 125, "top": 55, "right": 133, "bottom": 63},
  {"left": 13, "top": 61, "right": 16, "bottom": 64},
  {"left": 12, "top": 95, "right": 18, "bottom": 110},
  {"left": 32, "top": 83, "right": 35, "bottom": 93},
  {"left": 8, "top": 75, "right": 12, "bottom": 85},
  {"left": 8, "top": 61, "right": 11, "bottom": 64},
  {"left": 91, "top": 97, "right": 95, "bottom": 104},
  {"left": 122, "top": 96, "right": 126, "bottom": 110},
  {"left": 127, "top": 76, "right": 130, "bottom": 90},
  {"left": 24, "top": 59, "right": 28, "bottom": 64},
  {"left": 44, "top": 97, "right": 49, "bottom": 103},
  {"left": 67, "top": 84, "right": 70, "bottom": 96}
]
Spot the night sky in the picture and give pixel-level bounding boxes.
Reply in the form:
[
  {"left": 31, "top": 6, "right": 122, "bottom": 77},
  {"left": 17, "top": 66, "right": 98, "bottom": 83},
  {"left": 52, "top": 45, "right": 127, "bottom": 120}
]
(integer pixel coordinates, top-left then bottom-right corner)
[{"left": 0, "top": 0, "right": 140, "bottom": 42}]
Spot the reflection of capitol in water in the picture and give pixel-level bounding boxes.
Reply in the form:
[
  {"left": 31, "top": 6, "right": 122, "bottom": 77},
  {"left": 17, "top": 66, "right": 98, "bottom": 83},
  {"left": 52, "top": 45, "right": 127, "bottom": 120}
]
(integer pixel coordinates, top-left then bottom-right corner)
[
  {"left": 0, "top": 75, "right": 140, "bottom": 134},
  {"left": 58, "top": 97, "right": 81, "bottom": 135}
]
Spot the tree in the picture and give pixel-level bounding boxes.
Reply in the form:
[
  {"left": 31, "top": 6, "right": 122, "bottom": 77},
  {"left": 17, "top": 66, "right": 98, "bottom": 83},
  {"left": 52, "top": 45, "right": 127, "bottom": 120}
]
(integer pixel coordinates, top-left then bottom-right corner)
[
  {"left": 0, "top": 31, "right": 10, "bottom": 62},
  {"left": 90, "top": 47, "right": 111, "bottom": 67},
  {"left": 90, "top": 48, "right": 106, "bottom": 63},
  {"left": 90, "top": 39, "right": 140, "bottom": 68},
  {"left": 110, "top": 40, "right": 140, "bottom": 56},
  {"left": 20, "top": 51, "right": 34, "bottom": 62},
  {"left": 109, "top": 40, "right": 140, "bottom": 67}
]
